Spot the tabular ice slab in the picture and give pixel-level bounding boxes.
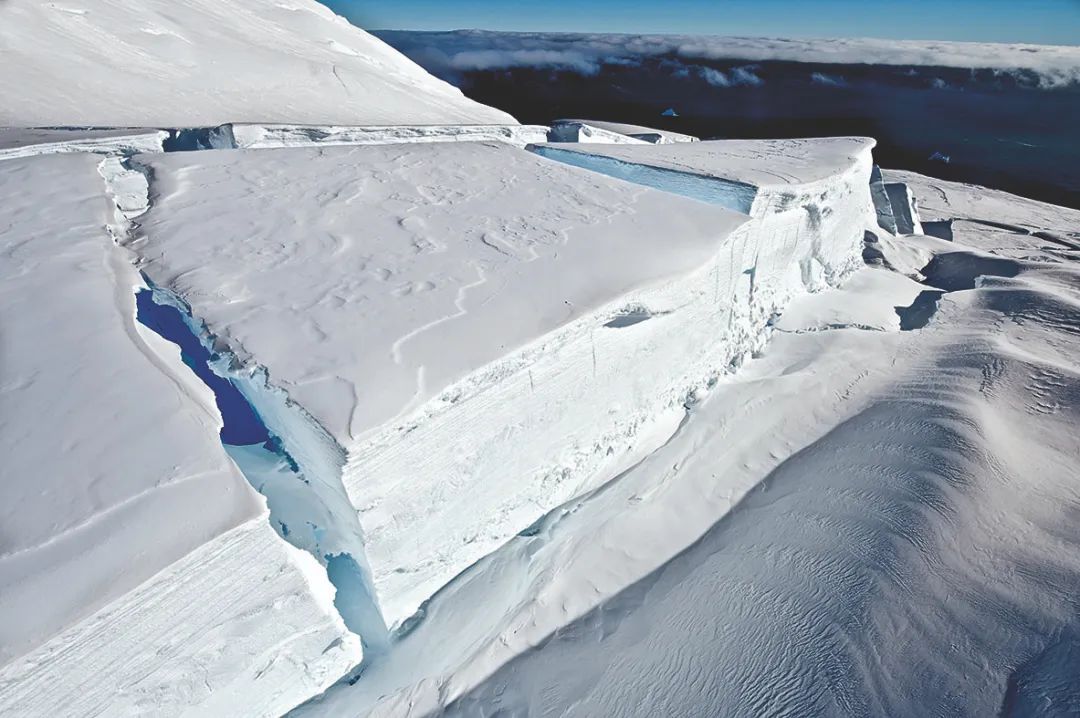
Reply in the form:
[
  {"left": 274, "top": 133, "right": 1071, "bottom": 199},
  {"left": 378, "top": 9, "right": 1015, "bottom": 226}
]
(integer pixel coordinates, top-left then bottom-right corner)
[{"left": 132, "top": 138, "right": 875, "bottom": 630}]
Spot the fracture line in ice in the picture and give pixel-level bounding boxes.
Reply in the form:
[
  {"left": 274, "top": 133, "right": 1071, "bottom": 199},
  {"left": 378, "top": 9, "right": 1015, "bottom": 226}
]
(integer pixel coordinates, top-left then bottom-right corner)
[
  {"left": 99, "top": 157, "right": 390, "bottom": 658},
  {"left": 528, "top": 144, "right": 758, "bottom": 213}
]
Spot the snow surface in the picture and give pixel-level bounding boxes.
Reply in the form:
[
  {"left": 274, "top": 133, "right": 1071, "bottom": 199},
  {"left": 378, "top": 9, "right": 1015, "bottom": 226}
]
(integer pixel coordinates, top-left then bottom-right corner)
[
  {"left": 295, "top": 171, "right": 1080, "bottom": 718},
  {"left": 0, "top": 154, "right": 360, "bottom": 715},
  {"left": 0, "top": 0, "right": 515, "bottom": 126}
]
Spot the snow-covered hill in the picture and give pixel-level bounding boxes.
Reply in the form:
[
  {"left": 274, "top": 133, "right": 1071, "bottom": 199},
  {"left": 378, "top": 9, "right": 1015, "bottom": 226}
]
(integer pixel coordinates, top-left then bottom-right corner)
[{"left": 0, "top": 0, "right": 515, "bottom": 126}]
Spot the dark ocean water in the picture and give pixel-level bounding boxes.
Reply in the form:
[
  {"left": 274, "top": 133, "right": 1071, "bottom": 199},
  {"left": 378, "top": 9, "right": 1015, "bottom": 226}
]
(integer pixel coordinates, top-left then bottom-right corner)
[{"left": 377, "top": 32, "right": 1080, "bottom": 209}]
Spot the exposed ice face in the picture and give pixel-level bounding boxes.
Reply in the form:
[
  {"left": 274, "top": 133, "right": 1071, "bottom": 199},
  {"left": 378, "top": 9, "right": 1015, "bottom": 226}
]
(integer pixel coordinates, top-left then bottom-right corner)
[
  {"left": 529, "top": 144, "right": 758, "bottom": 213},
  {"left": 885, "top": 181, "right": 925, "bottom": 235}
]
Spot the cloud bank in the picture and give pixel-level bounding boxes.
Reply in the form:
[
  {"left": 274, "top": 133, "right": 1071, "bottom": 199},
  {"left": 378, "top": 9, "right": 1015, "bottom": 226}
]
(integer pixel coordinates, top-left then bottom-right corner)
[{"left": 376, "top": 30, "right": 1080, "bottom": 89}]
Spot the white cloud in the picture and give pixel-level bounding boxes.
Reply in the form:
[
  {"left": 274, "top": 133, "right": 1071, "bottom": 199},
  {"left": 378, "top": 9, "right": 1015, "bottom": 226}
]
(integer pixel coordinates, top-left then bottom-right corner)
[
  {"left": 697, "top": 65, "right": 763, "bottom": 87},
  {"left": 378, "top": 30, "right": 1080, "bottom": 89},
  {"left": 810, "top": 72, "right": 847, "bottom": 86}
]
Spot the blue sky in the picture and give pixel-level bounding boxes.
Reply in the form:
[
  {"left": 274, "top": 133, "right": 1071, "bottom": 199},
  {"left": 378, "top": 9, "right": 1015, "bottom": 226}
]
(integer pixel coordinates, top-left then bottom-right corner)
[{"left": 321, "top": 0, "right": 1079, "bottom": 45}]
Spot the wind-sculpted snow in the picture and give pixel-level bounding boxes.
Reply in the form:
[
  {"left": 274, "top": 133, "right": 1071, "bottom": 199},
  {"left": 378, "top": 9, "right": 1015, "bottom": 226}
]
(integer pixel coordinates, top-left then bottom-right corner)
[
  {"left": 0, "top": 0, "right": 515, "bottom": 127},
  {"left": 0, "top": 154, "right": 361, "bottom": 716},
  {"left": 295, "top": 173, "right": 1080, "bottom": 718}
]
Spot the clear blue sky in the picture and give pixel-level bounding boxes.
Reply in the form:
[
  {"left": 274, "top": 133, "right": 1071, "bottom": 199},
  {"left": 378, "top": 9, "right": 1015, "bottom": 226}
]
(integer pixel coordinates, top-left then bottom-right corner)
[{"left": 321, "top": 0, "right": 1080, "bottom": 45}]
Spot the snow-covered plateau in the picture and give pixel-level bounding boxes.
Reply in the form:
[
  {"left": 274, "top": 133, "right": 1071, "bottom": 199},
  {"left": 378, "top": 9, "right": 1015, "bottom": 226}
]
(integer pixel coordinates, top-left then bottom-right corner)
[{"left": 2, "top": 2, "right": 1079, "bottom": 716}]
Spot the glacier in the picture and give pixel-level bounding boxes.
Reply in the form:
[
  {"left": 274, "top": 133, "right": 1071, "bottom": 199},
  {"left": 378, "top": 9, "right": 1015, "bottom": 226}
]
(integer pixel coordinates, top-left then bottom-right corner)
[{"left": 2, "top": 1, "right": 1079, "bottom": 715}]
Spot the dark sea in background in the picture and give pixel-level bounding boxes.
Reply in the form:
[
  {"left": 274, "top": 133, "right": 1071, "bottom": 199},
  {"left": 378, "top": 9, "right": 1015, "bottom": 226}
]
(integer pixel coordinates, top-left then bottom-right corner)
[{"left": 377, "top": 31, "right": 1080, "bottom": 209}]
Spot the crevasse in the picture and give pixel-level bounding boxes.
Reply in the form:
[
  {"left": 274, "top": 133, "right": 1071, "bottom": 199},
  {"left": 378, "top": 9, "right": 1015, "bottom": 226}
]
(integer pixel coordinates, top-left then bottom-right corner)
[{"left": 100, "top": 157, "right": 390, "bottom": 658}]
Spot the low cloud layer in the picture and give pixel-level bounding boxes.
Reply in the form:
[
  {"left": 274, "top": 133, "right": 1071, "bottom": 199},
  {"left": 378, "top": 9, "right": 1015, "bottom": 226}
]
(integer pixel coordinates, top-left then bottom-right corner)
[{"left": 377, "top": 30, "right": 1080, "bottom": 89}]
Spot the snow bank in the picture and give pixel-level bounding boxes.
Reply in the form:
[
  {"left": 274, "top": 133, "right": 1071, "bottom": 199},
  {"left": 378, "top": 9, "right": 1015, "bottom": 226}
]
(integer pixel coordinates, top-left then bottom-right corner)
[
  {"left": 0, "top": 154, "right": 360, "bottom": 715},
  {"left": 131, "top": 138, "right": 875, "bottom": 635},
  {"left": 0, "top": 0, "right": 514, "bottom": 127}
]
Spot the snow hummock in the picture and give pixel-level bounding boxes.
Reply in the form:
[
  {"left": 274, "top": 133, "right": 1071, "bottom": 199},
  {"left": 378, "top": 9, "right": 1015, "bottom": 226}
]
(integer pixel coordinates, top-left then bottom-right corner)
[
  {"left": 0, "top": 0, "right": 515, "bottom": 126},
  {"left": 0, "top": 153, "right": 360, "bottom": 716}
]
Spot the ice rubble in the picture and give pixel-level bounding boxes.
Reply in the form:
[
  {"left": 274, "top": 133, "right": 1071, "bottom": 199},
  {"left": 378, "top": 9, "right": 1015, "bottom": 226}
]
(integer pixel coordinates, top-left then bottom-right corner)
[
  {"left": 124, "top": 137, "right": 877, "bottom": 641},
  {"left": 0, "top": 154, "right": 359, "bottom": 717},
  {"left": 0, "top": 0, "right": 514, "bottom": 127}
]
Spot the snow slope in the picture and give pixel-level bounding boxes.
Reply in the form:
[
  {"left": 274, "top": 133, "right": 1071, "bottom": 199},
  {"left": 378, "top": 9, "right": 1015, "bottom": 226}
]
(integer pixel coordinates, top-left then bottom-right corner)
[
  {"left": 296, "top": 174, "right": 1080, "bottom": 718},
  {"left": 128, "top": 136, "right": 874, "bottom": 640},
  {"left": 0, "top": 154, "right": 360, "bottom": 716},
  {"left": 0, "top": 0, "right": 515, "bottom": 127}
]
